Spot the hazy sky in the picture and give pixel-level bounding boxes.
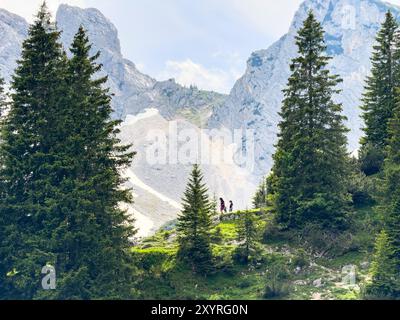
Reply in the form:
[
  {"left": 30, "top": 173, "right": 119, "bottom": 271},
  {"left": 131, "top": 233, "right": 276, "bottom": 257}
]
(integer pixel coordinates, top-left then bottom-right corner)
[{"left": 1, "top": 0, "right": 400, "bottom": 93}]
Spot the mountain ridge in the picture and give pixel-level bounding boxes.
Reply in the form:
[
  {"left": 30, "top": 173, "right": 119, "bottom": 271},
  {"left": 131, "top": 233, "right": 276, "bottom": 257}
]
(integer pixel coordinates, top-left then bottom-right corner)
[
  {"left": 209, "top": 0, "right": 400, "bottom": 176},
  {"left": 56, "top": 4, "right": 227, "bottom": 120},
  {"left": 0, "top": 5, "right": 227, "bottom": 120}
]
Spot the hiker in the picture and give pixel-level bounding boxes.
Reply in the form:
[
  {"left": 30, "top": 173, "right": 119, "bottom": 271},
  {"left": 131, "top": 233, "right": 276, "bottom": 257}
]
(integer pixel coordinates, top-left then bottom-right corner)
[
  {"left": 229, "top": 201, "right": 233, "bottom": 213},
  {"left": 220, "top": 198, "right": 227, "bottom": 214}
]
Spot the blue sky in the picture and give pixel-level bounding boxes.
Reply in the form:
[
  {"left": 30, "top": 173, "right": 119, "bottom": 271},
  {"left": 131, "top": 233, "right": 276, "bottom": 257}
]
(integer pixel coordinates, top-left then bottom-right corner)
[{"left": 1, "top": 0, "right": 400, "bottom": 93}]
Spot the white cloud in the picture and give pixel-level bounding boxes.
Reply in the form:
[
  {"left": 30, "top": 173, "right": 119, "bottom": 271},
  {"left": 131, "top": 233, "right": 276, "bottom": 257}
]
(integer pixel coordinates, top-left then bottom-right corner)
[
  {"left": 0, "top": 0, "right": 86, "bottom": 21},
  {"left": 158, "top": 59, "right": 236, "bottom": 94}
]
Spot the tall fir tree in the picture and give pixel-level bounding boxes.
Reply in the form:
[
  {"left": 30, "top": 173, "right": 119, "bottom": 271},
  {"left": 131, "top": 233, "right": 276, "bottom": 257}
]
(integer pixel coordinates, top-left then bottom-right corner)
[
  {"left": 0, "top": 73, "right": 9, "bottom": 296},
  {"left": 177, "top": 164, "right": 213, "bottom": 274},
  {"left": 384, "top": 101, "right": 400, "bottom": 261},
  {"left": 365, "top": 46, "right": 400, "bottom": 298},
  {"left": 360, "top": 11, "right": 399, "bottom": 175},
  {"left": 376, "top": 89, "right": 400, "bottom": 295},
  {"left": 0, "top": 3, "right": 68, "bottom": 299},
  {"left": 0, "top": 4, "right": 136, "bottom": 299},
  {"left": 271, "top": 11, "right": 350, "bottom": 230},
  {"left": 43, "top": 26, "right": 136, "bottom": 300}
]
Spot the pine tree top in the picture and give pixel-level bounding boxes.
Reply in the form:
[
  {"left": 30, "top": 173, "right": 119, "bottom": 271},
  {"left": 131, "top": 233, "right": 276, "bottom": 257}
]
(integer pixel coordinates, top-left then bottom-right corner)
[
  {"left": 34, "top": 1, "right": 57, "bottom": 33},
  {"left": 360, "top": 9, "right": 399, "bottom": 152},
  {"left": 295, "top": 11, "right": 327, "bottom": 56}
]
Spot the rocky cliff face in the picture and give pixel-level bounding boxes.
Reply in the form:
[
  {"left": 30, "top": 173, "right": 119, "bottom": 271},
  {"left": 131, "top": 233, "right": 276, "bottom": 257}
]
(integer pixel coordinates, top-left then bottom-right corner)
[
  {"left": 0, "top": 5, "right": 225, "bottom": 120},
  {"left": 0, "top": 9, "right": 27, "bottom": 84},
  {"left": 56, "top": 4, "right": 226, "bottom": 120},
  {"left": 209, "top": 0, "right": 400, "bottom": 176}
]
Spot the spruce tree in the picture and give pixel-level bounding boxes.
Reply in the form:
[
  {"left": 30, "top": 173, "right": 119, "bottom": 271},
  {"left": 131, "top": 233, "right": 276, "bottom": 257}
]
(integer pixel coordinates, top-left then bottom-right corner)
[
  {"left": 0, "top": 6, "right": 136, "bottom": 299},
  {"left": 360, "top": 11, "right": 399, "bottom": 175},
  {"left": 0, "top": 3, "right": 68, "bottom": 299},
  {"left": 364, "top": 230, "right": 398, "bottom": 299},
  {"left": 271, "top": 11, "right": 350, "bottom": 230},
  {"left": 0, "top": 74, "right": 9, "bottom": 297},
  {"left": 380, "top": 90, "right": 400, "bottom": 275},
  {"left": 368, "top": 103, "right": 400, "bottom": 297},
  {"left": 236, "top": 212, "right": 258, "bottom": 264},
  {"left": 177, "top": 164, "right": 213, "bottom": 274},
  {"left": 44, "top": 26, "right": 136, "bottom": 299}
]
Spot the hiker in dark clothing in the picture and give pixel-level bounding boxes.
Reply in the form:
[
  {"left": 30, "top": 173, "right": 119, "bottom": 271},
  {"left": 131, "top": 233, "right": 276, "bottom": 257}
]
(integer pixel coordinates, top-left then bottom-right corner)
[
  {"left": 220, "top": 198, "right": 227, "bottom": 214},
  {"left": 229, "top": 201, "right": 233, "bottom": 213}
]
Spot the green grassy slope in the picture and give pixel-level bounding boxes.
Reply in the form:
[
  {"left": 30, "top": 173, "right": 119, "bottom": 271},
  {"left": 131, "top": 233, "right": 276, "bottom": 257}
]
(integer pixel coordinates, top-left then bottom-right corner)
[{"left": 132, "top": 206, "right": 378, "bottom": 300}]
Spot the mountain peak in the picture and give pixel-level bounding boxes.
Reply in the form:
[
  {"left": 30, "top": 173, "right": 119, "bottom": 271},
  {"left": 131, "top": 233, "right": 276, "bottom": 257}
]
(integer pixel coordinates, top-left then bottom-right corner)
[
  {"left": 56, "top": 4, "right": 121, "bottom": 57},
  {"left": 291, "top": 0, "right": 395, "bottom": 32},
  {"left": 0, "top": 8, "right": 28, "bottom": 27},
  {"left": 210, "top": 0, "right": 400, "bottom": 177},
  {"left": 0, "top": 8, "right": 28, "bottom": 83}
]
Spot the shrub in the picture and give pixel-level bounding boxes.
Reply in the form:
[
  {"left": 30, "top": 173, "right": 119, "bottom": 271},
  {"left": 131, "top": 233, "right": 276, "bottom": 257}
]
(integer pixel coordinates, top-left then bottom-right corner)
[
  {"left": 292, "top": 249, "right": 308, "bottom": 268},
  {"left": 263, "top": 221, "right": 287, "bottom": 244},
  {"left": 359, "top": 143, "right": 384, "bottom": 176},
  {"left": 293, "top": 223, "right": 354, "bottom": 257},
  {"left": 213, "top": 245, "right": 235, "bottom": 274},
  {"left": 211, "top": 227, "right": 223, "bottom": 244},
  {"left": 134, "top": 248, "right": 175, "bottom": 274},
  {"left": 348, "top": 170, "right": 375, "bottom": 206},
  {"left": 238, "top": 278, "right": 253, "bottom": 289},
  {"left": 347, "top": 157, "right": 376, "bottom": 206},
  {"left": 263, "top": 264, "right": 291, "bottom": 299},
  {"left": 263, "top": 281, "right": 290, "bottom": 299}
]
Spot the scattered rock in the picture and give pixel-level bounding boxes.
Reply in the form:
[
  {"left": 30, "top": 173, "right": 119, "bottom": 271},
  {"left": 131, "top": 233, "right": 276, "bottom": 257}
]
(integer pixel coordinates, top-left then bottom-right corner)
[
  {"left": 360, "top": 261, "right": 370, "bottom": 270},
  {"left": 293, "top": 280, "right": 308, "bottom": 286},
  {"left": 313, "top": 278, "right": 323, "bottom": 288},
  {"left": 311, "top": 292, "right": 322, "bottom": 300}
]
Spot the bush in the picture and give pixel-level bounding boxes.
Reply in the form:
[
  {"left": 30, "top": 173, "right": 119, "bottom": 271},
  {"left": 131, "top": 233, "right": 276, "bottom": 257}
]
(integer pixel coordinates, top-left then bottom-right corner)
[
  {"left": 211, "top": 227, "right": 223, "bottom": 244},
  {"left": 292, "top": 249, "right": 308, "bottom": 268},
  {"left": 263, "top": 264, "right": 291, "bottom": 299},
  {"left": 293, "top": 223, "right": 354, "bottom": 257},
  {"left": 359, "top": 143, "right": 384, "bottom": 176},
  {"left": 213, "top": 245, "right": 235, "bottom": 274},
  {"left": 178, "top": 238, "right": 214, "bottom": 275},
  {"left": 347, "top": 157, "right": 376, "bottom": 206},
  {"left": 233, "top": 247, "right": 253, "bottom": 264},
  {"left": 361, "top": 283, "right": 399, "bottom": 300},
  {"left": 134, "top": 248, "right": 175, "bottom": 274},
  {"left": 348, "top": 170, "right": 375, "bottom": 206},
  {"left": 263, "top": 221, "right": 287, "bottom": 244},
  {"left": 238, "top": 278, "right": 253, "bottom": 289},
  {"left": 263, "top": 282, "right": 290, "bottom": 299},
  {"left": 233, "top": 244, "right": 263, "bottom": 265}
]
